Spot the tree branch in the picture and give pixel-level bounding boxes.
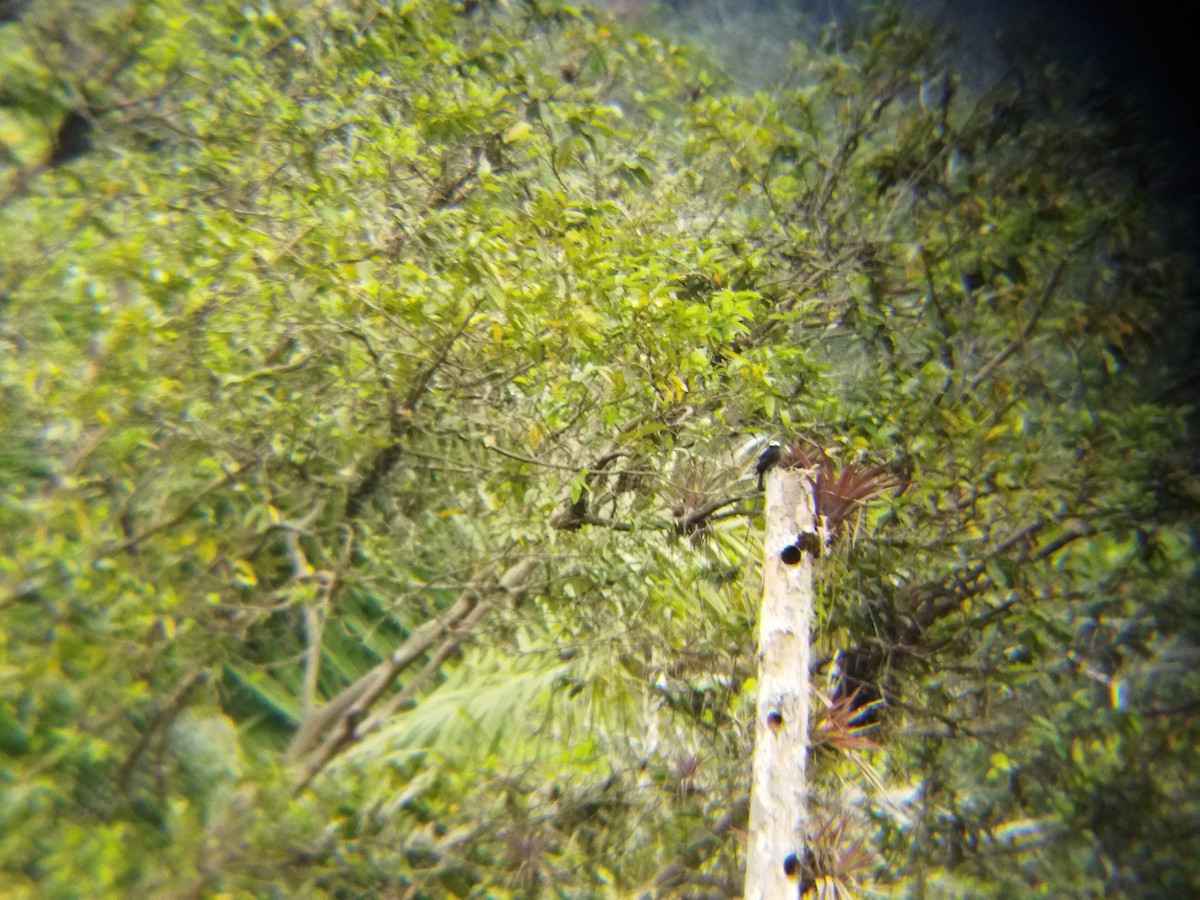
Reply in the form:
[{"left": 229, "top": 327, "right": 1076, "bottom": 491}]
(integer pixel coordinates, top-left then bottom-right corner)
[
  {"left": 109, "top": 456, "right": 258, "bottom": 555},
  {"left": 908, "top": 519, "right": 1094, "bottom": 635},
  {"left": 344, "top": 303, "right": 483, "bottom": 520},
  {"left": 965, "top": 258, "right": 1066, "bottom": 395},
  {"left": 114, "top": 668, "right": 208, "bottom": 794},
  {"left": 288, "top": 557, "right": 540, "bottom": 791}
]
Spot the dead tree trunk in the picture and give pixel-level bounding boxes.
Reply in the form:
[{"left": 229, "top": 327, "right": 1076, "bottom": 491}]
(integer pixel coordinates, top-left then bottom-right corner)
[{"left": 745, "top": 467, "right": 816, "bottom": 898}]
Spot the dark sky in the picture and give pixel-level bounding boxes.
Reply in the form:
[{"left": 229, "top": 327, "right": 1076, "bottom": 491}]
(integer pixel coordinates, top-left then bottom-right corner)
[
  {"left": 944, "top": 0, "right": 1200, "bottom": 226},
  {"left": 642, "top": 0, "right": 1200, "bottom": 371},
  {"left": 969, "top": 1, "right": 1198, "bottom": 116},
  {"left": 895, "top": 0, "right": 1198, "bottom": 194},
  {"left": 806, "top": 1, "right": 1197, "bottom": 119},
  {"left": 664, "top": 1, "right": 1198, "bottom": 128},
  {"left": 669, "top": 0, "right": 1200, "bottom": 216}
]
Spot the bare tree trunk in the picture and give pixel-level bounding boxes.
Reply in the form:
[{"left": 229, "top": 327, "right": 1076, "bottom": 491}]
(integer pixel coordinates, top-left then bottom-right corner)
[{"left": 745, "top": 468, "right": 816, "bottom": 898}]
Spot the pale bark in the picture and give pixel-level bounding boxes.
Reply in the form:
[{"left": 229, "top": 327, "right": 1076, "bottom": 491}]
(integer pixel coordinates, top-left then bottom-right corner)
[{"left": 745, "top": 468, "right": 816, "bottom": 898}]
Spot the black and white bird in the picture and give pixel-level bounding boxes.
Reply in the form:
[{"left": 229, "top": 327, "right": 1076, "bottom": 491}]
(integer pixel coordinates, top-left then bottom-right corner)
[{"left": 754, "top": 441, "right": 782, "bottom": 491}]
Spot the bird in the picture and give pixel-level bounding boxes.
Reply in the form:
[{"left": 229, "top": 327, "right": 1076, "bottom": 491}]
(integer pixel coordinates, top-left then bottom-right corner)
[{"left": 755, "top": 441, "right": 782, "bottom": 491}]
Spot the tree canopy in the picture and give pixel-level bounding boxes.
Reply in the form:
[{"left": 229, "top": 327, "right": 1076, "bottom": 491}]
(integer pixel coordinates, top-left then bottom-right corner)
[{"left": 1, "top": 1, "right": 1196, "bottom": 896}]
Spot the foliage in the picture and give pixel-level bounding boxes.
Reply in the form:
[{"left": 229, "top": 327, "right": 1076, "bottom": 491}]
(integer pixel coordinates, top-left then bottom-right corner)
[{"left": 1, "top": 0, "right": 1196, "bottom": 896}]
